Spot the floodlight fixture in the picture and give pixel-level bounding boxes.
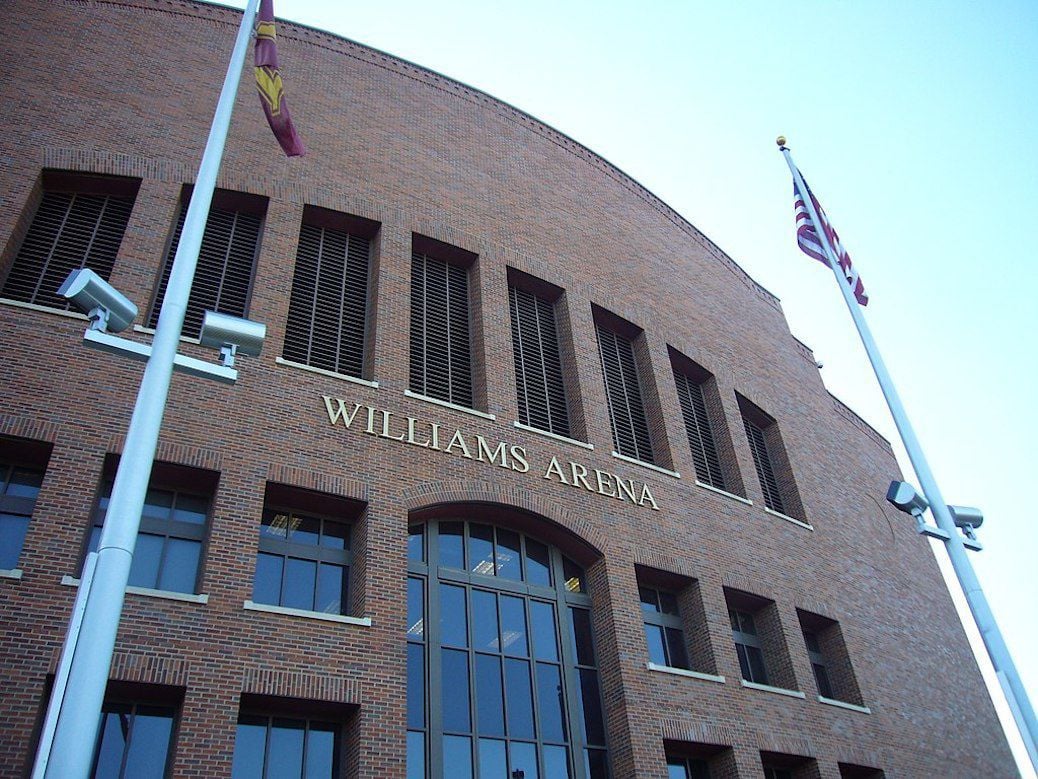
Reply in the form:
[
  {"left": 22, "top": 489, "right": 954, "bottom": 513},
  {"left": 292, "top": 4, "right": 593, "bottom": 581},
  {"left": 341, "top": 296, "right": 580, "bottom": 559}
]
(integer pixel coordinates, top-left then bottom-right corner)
[
  {"left": 57, "top": 268, "right": 138, "bottom": 333},
  {"left": 886, "top": 480, "right": 949, "bottom": 541},
  {"left": 948, "top": 505, "right": 984, "bottom": 532},
  {"left": 199, "top": 310, "right": 266, "bottom": 367}
]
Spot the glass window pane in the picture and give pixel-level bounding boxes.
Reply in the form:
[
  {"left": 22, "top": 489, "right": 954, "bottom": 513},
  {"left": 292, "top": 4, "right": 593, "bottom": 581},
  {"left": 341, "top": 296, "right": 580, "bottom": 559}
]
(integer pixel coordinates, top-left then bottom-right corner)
[
  {"left": 443, "top": 735, "right": 473, "bottom": 779},
  {"left": 495, "top": 529, "right": 522, "bottom": 580},
  {"left": 439, "top": 521, "right": 465, "bottom": 569},
  {"left": 500, "top": 596, "right": 528, "bottom": 657},
  {"left": 747, "top": 646, "right": 768, "bottom": 685},
  {"left": 740, "top": 611, "right": 757, "bottom": 635},
  {"left": 123, "top": 708, "right": 173, "bottom": 779},
  {"left": 644, "top": 624, "right": 666, "bottom": 665},
  {"left": 478, "top": 738, "right": 507, "bottom": 779},
  {"left": 253, "top": 552, "right": 284, "bottom": 605},
  {"left": 407, "top": 731, "right": 426, "bottom": 779},
  {"left": 510, "top": 742, "right": 539, "bottom": 779},
  {"left": 576, "top": 669, "right": 605, "bottom": 745},
  {"left": 585, "top": 749, "right": 608, "bottom": 779},
  {"left": 728, "top": 609, "right": 740, "bottom": 632},
  {"left": 284, "top": 557, "right": 318, "bottom": 611},
  {"left": 157, "top": 537, "right": 200, "bottom": 593},
  {"left": 469, "top": 524, "right": 494, "bottom": 576},
  {"left": 93, "top": 707, "right": 129, "bottom": 778},
  {"left": 525, "top": 539, "right": 551, "bottom": 586},
  {"left": 543, "top": 745, "right": 570, "bottom": 779},
  {"left": 471, "top": 590, "right": 499, "bottom": 652},
  {"left": 172, "top": 493, "right": 208, "bottom": 524},
  {"left": 316, "top": 562, "right": 346, "bottom": 614},
  {"left": 231, "top": 718, "right": 267, "bottom": 779},
  {"left": 530, "top": 601, "right": 558, "bottom": 662},
  {"left": 569, "top": 608, "right": 595, "bottom": 667},
  {"left": 319, "top": 519, "right": 349, "bottom": 550},
  {"left": 562, "top": 557, "right": 584, "bottom": 593},
  {"left": 667, "top": 759, "right": 687, "bottom": 779},
  {"left": 142, "top": 488, "right": 173, "bottom": 519},
  {"left": 658, "top": 591, "right": 679, "bottom": 615},
  {"left": 263, "top": 511, "right": 294, "bottom": 540},
  {"left": 536, "top": 662, "right": 567, "bottom": 742},
  {"left": 814, "top": 663, "right": 834, "bottom": 698},
  {"left": 269, "top": 719, "right": 306, "bottom": 778},
  {"left": 0, "top": 513, "right": 30, "bottom": 568},
  {"left": 408, "top": 525, "right": 425, "bottom": 562},
  {"left": 441, "top": 584, "right": 468, "bottom": 647},
  {"left": 735, "top": 643, "right": 752, "bottom": 682},
  {"left": 665, "top": 627, "right": 689, "bottom": 670},
  {"left": 305, "top": 724, "right": 337, "bottom": 779},
  {"left": 639, "top": 586, "right": 659, "bottom": 613},
  {"left": 293, "top": 515, "right": 321, "bottom": 546},
  {"left": 408, "top": 577, "right": 425, "bottom": 640},
  {"left": 474, "top": 654, "right": 505, "bottom": 736},
  {"left": 504, "top": 658, "right": 534, "bottom": 739},
  {"left": 408, "top": 643, "right": 426, "bottom": 729},
  {"left": 87, "top": 525, "right": 102, "bottom": 556},
  {"left": 7, "top": 468, "right": 42, "bottom": 499},
  {"left": 128, "top": 533, "right": 164, "bottom": 589},
  {"left": 442, "top": 648, "right": 471, "bottom": 732}
]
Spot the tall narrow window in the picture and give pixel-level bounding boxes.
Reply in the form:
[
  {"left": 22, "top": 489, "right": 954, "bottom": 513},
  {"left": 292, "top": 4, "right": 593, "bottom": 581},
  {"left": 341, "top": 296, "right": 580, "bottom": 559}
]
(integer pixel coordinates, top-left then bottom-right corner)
[
  {"left": 148, "top": 189, "right": 265, "bottom": 338},
  {"left": 729, "top": 608, "right": 769, "bottom": 685},
  {"left": 742, "top": 416, "right": 783, "bottom": 513},
  {"left": 0, "top": 436, "right": 51, "bottom": 571},
  {"left": 673, "top": 370, "right": 724, "bottom": 490},
  {"left": 2, "top": 172, "right": 138, "bottom": 311},
  {"left": 508, "top": 277, "right": 570, "bottom": 438},
  {"left": 283, "top": 209, "right": 377, "bottom": 379},
  {"left": 409, "top": 248, "right": 473, "bottom": 408},
  {"left": 737, "top": 395, "right": 803, "bottom": 518},
  {"left": 798, "top": 609, "right": 865, "bottom": 705},
  {"left": 594, "top": 309, "right": 653, "bottom": 463},
  {"left": 407, "top": 517, "right": 608, "bottom": 778},
  {"left": 90, "top": 699, "right": 176, "bottom": 779}
]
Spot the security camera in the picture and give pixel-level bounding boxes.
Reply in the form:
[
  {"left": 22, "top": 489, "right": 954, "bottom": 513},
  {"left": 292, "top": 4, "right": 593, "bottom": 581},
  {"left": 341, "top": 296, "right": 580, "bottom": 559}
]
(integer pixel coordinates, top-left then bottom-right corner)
[
  {"left": 886, "top": 480, "right": 929, "bottom": 517},
  {"left": 199, "top": 310, "right": 265, "bottom": 367},
  {"left": 948, "top": 505, "right": 984, "bottom": 531},
  {"left": 57, "top": 268, "right": 138, "bottom": 333}
]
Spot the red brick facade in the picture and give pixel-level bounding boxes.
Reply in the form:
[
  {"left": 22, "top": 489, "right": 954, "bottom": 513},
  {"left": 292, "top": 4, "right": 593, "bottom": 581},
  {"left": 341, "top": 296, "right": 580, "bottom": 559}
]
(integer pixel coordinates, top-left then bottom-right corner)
[{"left": 0, "top": 1, "right": 1016, "bottom": 776}]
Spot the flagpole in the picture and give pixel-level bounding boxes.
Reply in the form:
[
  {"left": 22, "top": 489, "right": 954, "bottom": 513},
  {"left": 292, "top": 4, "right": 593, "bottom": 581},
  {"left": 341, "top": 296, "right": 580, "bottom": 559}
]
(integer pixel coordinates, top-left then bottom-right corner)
[
  {"left": 778, "top": 139, "right": 1038, "bottom": 772},
  {"left": 34, "top": 1, "right": 262, "bottom": 776}
]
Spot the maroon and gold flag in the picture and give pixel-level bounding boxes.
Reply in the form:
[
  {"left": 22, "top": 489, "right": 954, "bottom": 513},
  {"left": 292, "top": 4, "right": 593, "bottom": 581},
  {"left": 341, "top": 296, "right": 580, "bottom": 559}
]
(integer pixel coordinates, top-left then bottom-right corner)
[{"left": 254, "top": 0, "right": 305, "bottom": 157}]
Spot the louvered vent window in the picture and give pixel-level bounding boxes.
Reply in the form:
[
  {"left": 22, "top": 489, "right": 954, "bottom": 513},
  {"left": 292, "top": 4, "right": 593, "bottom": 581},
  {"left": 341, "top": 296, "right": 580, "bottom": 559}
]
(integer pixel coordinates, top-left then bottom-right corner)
[
  {"left": 409, "top": 252, "right": 472, "bottom": 407},
  {"left": 674, "top": 370, "right": 724, "bottom": 489},
  {"left": 283, "top": 224, "right": 371, "bottom": 378},
  {"left": 596, "top": 323, "right": 654, "bottom": 463},
  {"left": 148, "top": 200, "right": 262, "bottom": 338},
  {"left": 509, "top": 285, "right": 570, "bottom": 437},
  {"left": 2, "top": 189, "right": 134, "bottom": 310},
  {"left": 743, "top": 416, "right": 785, "bottom": 513}
]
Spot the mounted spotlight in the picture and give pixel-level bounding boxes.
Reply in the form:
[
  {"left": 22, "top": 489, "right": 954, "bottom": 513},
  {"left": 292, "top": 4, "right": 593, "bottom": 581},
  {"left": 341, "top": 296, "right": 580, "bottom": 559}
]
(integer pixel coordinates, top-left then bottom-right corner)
[
  {"left": 948, "top": 505, "right": 984, "bottom": 550},
  {"left": 885, "top": 480, "right": 950, "bottom": 541},
  {"left": 199, "top": 310, "right": 266, "bottom": 368},
  {"left": 57, "top": 268, "right": 138, "bottom": 333}
]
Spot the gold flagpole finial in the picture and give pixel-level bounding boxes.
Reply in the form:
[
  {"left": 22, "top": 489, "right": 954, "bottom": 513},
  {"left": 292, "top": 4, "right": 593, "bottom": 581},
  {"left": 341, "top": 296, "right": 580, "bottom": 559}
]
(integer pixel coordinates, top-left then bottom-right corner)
[{"left": 776, "top": 135, "right": 787, "bottom": 148}]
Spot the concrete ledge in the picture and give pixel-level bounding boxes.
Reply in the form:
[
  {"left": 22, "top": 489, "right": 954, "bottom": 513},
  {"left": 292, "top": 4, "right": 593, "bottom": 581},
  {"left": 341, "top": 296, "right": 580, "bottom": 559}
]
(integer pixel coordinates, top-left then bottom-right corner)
[
  {"left": 513, "top": 421, "right": 593, "bottom": 450},
  {"left": 764, "top": 506, "right": 813, "bottom": 531},
  {"left": 0, "top": 568, "right": 24, "bottom": 580},
  {"left": 740, "top": 679, "right": 806, "bottom": 699},
  {"left": 243, "top": 599, "right": 372, "bottom": 626},
  {"left": 819, "top": 695, "right": 871, "bottom": 714},
  {"left": 647, "top": 662, "right": 725, "bottom": 684},
  {"left": 0, "top": 297, "right": 88, "bottom": 321},
  {"left": 695, "top": 481, "right": 753, "bottom": 505},
  {"left": 404, "top": 389, "right": 495, "bottom": 421},
  {"left": 611, "top": 451, "right": 680, "bottom": 479},
  {"left": 276, "top": 357, "right": 379, "bottom": 388},
  {"left": 61, "top": 575, "right": 209, "bottom": 603}
]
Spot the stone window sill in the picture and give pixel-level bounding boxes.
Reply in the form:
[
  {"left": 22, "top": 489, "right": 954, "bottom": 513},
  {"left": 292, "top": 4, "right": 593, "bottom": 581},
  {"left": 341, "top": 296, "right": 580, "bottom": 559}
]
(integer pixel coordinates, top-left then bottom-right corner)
[
  {"left": 0, "top": 568, "right": 24, "bottom": 580},
  {"left": 276, "top": 357, "right": 379, "bottom": 388},
  {"left": 740, "top": 679, "right": 806, "bottom": 699},
  {"left": 819, "top": 695, "right": 871, "bottom": 714},
  {"left": 764, "top": 506, "right": 813, "bottom": 531},
  {"left": 243, "top": 599, "right": 372, "bottom": 626},
  {"left": 647, "top": 662, "right": 725, "bottom": 684},
  {"left": 513, "top": 421, "right": 593, "bottom": 450},
  {"left": 694, "top": 481, "right": 752, "bottom": 505},
  {"left": 404, "top": 389, "right": 495, "bottom": 421},
  {"left": 61, "top": 575, "right": 209, "bottom": 603},
  {"left": 611, "top": 451, "right": 680, "bottom": 479}
]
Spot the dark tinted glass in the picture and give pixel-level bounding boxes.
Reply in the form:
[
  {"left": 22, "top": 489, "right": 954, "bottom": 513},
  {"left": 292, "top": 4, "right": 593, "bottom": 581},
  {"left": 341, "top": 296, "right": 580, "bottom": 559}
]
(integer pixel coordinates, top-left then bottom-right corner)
[
  {"left": 570, "top": 608, "right": 595, "bottom": 666},
  {"left": 665, "top": 627, "right": 689, "bottom": 669},
  {"left": 504, "top": 658, "right": 535, "bottom": 739},
  {"left": 471, "top": 590, "right": 498, "bottom": 651},
  {"left": 511, "top": 741, "right": 539, "bottom": 779},
  {"left": 644, "top": 624, "right": 666, "bottom": 665},
  {"left": 544, "top": 745, "right": 570, "bottom": 778},
  {"left": 562, "top": 557, "right": 585, "bottom": 593},
  {"left": 123, "top": 708, "right": 173, "bottom": 779},
  {"left": 93, "top": 705, "right": 130, "bottom": 778},
  {"left": 442, "top": 648, "right": 471, "bottom": 732},
  {"left": 172, "top": 493, "right": 207, "bottom": 525},
  {"left": 478, "top": 738, "right": 507, "bottom": 778},
  {"left": 469, "top": 524, "right": 494, "bottom": 575},
  {"left": 500, "top": 596, "right": 528, "bottom": 657},
  {"left": 658, "top": 591, "right": 679, "bottom": 615},
  {"left": 408, "top": 643, "right": 426, "bottom": 728},
  {"left": 495, "top": 529, "right": 522, "bottom": 580},
  {"left": 525, "top": 539, "right": 551, "bottom": 586},
  {"left": 253, "top": 552, "right": 283, "bottom": 604},
  {"left": 576, "top": 669, "right": 605, "bottom": 745},
  {"left": 231, "top": 718, "right": 266, "bottom": 778},
  {"left": 6, "top": 468, "right": 43, "bottom": 499},
  {"left": 439, "top": 522, "right": 464, "bottom": 569},
  {"left": 585, "top": 748, "right": 608, "bottom": 779},
  {"left": 128, "top": 533, "right": 164, "bottom": 589},
  {"left": 475, "top": 654, "right": 505, "bottom": 736},
  {"left": 530, "top": 601, "right": 559, "bottom": 661},
  {"left": 157, "top": 537, "right": 199, "bottom": 593},
  {"left": 320, "top": 520, "right": 349, "bottom": 550},
  {"left": 269, "top": 718, "right": 305, "bottom": 777},
  {"left": 441, "top": 584, "right": 468, "bottom": 647},
  {"left": 293, "top": 515, "right": 321, "bottom": 546},
  {"left": 536, "top": 662, "right": 567, "bottom": 741},
  {"left": 407, "top": 731, "right": 425, "bottom": 779},
  {"left": 305, "top": 724, "right": 336, "bottom": 779},
  {"left": 408, "top": 526, "right": 425, "bottom": 562},
  {"left": 443, "top": 735, "right": 473, "bottom": 779},
  {"left": 284, "top": 557, "right": 317, "bottom": 610},
  {"left": 0, "top": 514, "right": 30, "bottom": 568},
  {"left": 747, "top": 646, "right": 768, "bottom": 684},
  {"left": 316, "top": 562, "right": 346, "bottom": 614},
  {"left": 407, "top": 577, "right": 425, "bottom": 640},
  {"left": 813, "top": 663, "right": 834, "bottom": 698},
  {"left": 639, "top": 586, "right": 659, "bottom": 613}
]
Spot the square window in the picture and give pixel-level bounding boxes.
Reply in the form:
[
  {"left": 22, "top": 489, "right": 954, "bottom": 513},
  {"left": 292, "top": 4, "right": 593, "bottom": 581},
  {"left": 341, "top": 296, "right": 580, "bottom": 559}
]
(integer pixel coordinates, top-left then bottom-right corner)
[
  {"left": 638, "top": 567, "right": 716, "bottom": 675},
  {"left": 798, "top": 609, "right": 865, "bottom": 706},
  {"left": 0, "top": 437, "right": 51, "bottom": 570},
  {"left": 725, "top": 589, "right": 799, "bottom": 691}
]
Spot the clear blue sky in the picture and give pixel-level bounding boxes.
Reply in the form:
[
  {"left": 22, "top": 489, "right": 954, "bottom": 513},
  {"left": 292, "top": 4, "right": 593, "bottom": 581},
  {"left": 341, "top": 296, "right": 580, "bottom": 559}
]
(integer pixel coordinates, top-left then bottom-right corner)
[{"left": 217, "top": 1, "right": 1038, "bottom": 770}]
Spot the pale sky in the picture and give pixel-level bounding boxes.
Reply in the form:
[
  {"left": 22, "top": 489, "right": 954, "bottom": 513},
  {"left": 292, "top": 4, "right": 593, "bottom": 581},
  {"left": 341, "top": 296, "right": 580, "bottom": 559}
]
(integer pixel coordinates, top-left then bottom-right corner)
[{"left": 213, "top": 1, "right": 1038, "bottom": 772}]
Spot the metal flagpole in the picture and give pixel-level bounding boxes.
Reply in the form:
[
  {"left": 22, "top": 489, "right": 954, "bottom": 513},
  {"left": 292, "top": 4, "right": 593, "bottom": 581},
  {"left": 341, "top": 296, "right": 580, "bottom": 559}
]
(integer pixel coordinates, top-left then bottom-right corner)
[
  {"left": 34, "top": 0, "right": 263, "bottom": 775},
  {"left": 778, "top": 139, "right": 1038, "bottom": 772}
]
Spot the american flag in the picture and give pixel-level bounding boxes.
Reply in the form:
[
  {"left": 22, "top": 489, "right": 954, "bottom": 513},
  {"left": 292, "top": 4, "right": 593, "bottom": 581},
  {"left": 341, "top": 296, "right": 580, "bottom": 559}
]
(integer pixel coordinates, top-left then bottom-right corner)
[{"left": 794, "top": 180, "right": 868, "bottom": 306}]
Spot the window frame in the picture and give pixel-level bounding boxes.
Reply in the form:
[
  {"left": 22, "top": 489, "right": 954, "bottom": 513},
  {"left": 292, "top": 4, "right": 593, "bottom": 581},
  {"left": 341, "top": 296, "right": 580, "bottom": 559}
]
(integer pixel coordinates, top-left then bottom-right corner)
[
  {"left": 0, "top": 462, "right": 45, "bottom": 570},
  {"left": 232, "top": 711, "right": 342, "bottom": 779},
  {"left": 639, "top": 584, "right": 690, "bottom": 671},
  {"left": 90, "top": 698, "right": 178, "bottom": 779},
  {"left": 593, "top": 306, "right": 654, "bottom": 464},
  {"left": 728, "top": 608, "right": 769, "bottom": 686}
]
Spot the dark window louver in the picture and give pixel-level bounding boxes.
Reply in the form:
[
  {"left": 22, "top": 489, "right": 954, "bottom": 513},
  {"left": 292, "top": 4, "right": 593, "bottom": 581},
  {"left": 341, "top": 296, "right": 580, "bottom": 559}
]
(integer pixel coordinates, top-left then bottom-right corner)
[
  {"left": 148, "top": 202, "right": 261, "bottom": 338},
  {"left": 596, "top": 324, "right": 653, "bottom": 463},
  {"left": 283, "top": 224, "right": 370, "bottom": 378},
  {"left": 509, "top": 285, "right": 570, "bottom": 437},
  {"left": 1, "top": 191, "right": 134, "bottom": 310},
  {"left": 743, "top": 416, "right": 785, "bottom": 513},
  {"left": 409, "top": 252, "right": 472, "bottom": 407},
  {"left": 674, "top": 370, "right": 725, "bottom": 489}
]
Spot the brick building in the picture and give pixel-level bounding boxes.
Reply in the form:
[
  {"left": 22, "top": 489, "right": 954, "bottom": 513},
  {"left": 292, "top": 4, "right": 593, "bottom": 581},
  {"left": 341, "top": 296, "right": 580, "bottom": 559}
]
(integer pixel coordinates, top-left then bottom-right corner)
[{"left": 0, "top": 1, "right": 1017, "bottom": 777}]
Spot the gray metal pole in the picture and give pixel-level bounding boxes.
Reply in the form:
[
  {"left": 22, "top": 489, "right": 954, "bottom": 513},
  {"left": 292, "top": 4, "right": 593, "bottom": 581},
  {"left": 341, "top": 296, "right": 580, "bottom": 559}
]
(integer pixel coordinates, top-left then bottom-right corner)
[
  {"left": 779, "top": 140, "right": 1038, "bottom": 773},
  {"left": 38, "top": 2, "right": 262, "bottom": 775}
]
